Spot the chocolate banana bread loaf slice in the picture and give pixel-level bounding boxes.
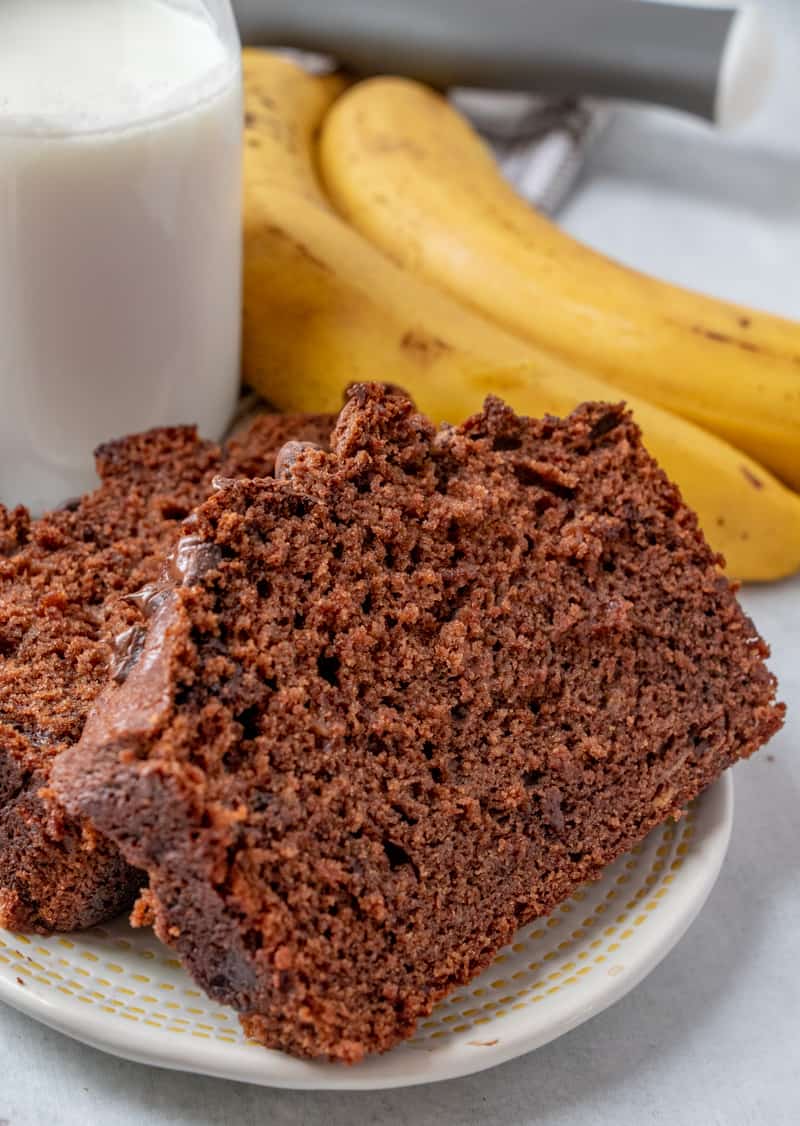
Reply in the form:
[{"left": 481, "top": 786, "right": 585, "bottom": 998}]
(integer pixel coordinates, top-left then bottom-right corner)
[
  {"left": 53, "top": 384, "right": 782, "bottom": 1061},
  {"left": 0, "top": 412, "right": 333, "bottom": 934}
]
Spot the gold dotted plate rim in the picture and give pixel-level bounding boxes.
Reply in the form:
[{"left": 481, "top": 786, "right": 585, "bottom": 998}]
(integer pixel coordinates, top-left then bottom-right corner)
[{"left": 0, "top": 774, "right": 733, "bottom": 1090}]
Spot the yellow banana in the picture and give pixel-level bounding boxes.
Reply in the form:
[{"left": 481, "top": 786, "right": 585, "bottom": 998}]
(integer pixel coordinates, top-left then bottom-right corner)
[
  {"left": 243, "top": 51, "right": 349, "bottom": 208},
  {"left": 242, "top": 54, "right": 561, "bottom": 410},
  {"left": 242, "top": 52, "right": 800, "bottom": 580},
  {"left": 318, "top": 78, "right": 800, "bottom": 489}
]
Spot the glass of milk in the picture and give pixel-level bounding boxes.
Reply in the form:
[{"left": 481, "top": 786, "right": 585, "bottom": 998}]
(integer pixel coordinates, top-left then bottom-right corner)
[{"left": 0, "top": 0, "right": 243, "bottom": 512}]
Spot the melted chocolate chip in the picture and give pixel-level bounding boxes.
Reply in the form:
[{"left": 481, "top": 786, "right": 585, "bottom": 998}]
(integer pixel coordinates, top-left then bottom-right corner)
[
  {"left": 124, "top": 583, "right": 170, "bottom": 619},
  {"left": 111, "top": 626, "right": 146, "bottom": 684},
  {"left": 541, "top": 786, "right": 566, "bottom": 834},
  {"left": 170, "top": 535, "right": 223, "bottom": 586},
  {"left": 274, "top": 441, "right": 322, "bottom": 481}
]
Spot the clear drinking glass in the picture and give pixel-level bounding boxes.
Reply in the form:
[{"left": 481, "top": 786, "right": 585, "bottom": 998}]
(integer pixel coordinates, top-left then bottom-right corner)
[{"left": 0, "top": 0, "right": 243, "bottom": 512}]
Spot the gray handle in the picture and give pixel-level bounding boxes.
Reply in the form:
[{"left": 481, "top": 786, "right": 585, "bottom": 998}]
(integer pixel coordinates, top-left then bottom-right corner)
[{"left": 232, "top": 0, "right": 771, "bottom": 126}]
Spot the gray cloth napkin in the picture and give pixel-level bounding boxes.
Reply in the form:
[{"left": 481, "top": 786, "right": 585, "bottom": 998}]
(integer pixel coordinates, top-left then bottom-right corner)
[{"left": 452, "top": 89, "right": 610, "bottom": 215}]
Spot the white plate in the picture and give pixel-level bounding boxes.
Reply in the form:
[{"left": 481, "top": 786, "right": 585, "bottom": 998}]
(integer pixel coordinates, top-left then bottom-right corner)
[{"left": 0, "top": 774, "right": 732, "bottom": 1091}]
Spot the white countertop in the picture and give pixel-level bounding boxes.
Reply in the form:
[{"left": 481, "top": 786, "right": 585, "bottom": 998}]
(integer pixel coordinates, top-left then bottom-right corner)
[{"left": 1, "top": 1, "right": 798, "bottom": 1122}]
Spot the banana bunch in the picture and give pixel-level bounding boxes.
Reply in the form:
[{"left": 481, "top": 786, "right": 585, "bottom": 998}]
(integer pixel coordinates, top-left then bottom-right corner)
[
  {"left": 242, "top": 54, "right": 591, "bottom": 420},
  {"left": 242, "top": 51, "right": 800, "bottom": 582},
  {"left": 320, "top": 78, "right": 800, "bottom": 491}
]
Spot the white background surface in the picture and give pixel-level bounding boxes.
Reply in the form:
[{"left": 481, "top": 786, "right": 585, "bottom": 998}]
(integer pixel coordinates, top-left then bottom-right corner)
[{"left": 1, "top": 0, "right": 798, "bottom": 1121}]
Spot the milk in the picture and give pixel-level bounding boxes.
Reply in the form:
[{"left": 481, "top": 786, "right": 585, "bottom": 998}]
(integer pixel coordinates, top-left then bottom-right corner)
[{"left": 0, "top": 0, "right": 242, "bottom": 512}]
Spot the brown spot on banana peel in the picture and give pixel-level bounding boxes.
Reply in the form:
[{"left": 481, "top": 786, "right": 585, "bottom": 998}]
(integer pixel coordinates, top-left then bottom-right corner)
[
  {"left": 401, "top": 329, "right": 452, "bottom": 364},
  {"left": 691, "top": 325, "right": 761, "bottom": 353},
  {"left": 741, "top": 466, "right": 764, "bottom": 490},
  {"left": 259, "top": 223, "right": 332, "bottom": 274},
  {"left": 690, "top": 323, "right": 800, "bottom": 367},
  {"left": 365, "top": 133, "right": 427, "bottom": 160}
]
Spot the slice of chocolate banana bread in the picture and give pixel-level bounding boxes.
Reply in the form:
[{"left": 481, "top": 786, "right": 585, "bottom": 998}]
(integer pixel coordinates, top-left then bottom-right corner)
[
  {"left": 53, "top": 385, "right": 782, "bottom": 1061},
  {"left": 0, "top": 412, "right": 333, "bottom": 934}
]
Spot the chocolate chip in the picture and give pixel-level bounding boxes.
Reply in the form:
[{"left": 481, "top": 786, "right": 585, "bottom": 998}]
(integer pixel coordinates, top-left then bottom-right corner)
[
  {"left": 211, "top": 475, "right": 238, "bottom": 492},
  {"left": 589, "top": 410, "right": 624, "bottom": 441},
  {"left": 124, "top": 582, "right": 170, "bottom": 619},
  {"left": 111, "top": 626, "right": 146, "bottom": 684},
  {"left": 541, "top": 786, "right": 566, "bottom": 834},
  {"left": 274, "top": 441, "right": 322, "bottom": 481},
  {"left": 55, "top": 496, "right": 81, "bottom": 513},
  {"left": 170, "top": 535, "right": 222, "bottom": 586},
  {"left": 344, "top": 382, "right": 413, "bottom": 405}
]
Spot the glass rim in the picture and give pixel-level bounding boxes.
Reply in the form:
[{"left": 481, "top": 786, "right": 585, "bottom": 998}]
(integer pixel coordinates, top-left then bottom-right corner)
[{"left": 0, "top": 59, "right": 240, "bottom": 141}]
